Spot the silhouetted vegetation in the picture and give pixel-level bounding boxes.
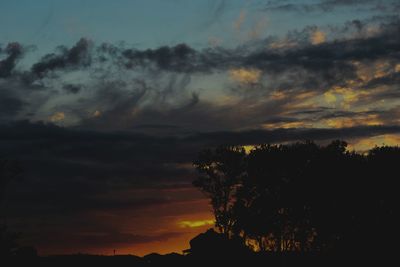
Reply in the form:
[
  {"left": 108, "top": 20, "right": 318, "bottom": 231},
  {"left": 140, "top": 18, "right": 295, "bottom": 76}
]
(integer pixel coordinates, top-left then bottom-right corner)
[
  {"left": 193, "top": 140, "right": 398, "bottom": 261},
  {"left": 1, "top": 141, "right": 398, "bottom": 266}
]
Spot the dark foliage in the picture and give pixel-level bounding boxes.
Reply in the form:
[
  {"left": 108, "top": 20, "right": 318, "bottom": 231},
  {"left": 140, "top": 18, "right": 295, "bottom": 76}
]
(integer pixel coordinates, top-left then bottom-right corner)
[{"left": 193, "top": 140, "right": 398, "bottom": 259}]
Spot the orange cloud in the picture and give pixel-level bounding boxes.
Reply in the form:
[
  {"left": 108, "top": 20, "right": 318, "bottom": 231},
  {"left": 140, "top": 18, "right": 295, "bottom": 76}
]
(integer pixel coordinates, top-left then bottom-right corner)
[
  {"left": 353, "top": 60, "right": 394, "bottom": 83},
  {"left": 229, "top": 68, "right": 261, "bottom": 84},
  {"left": 269, "top": 90, "right": 287, "bottom": 100},
  {"left": 323, "top": 87, "right": 369, "bottom": 109},
  {"left": 49, "top": 112, "right": 65, "bottom": 122},
  {"left": 269, "top": 40, "right": 298, "bottom": 50},
  {"left": 323, "top": 114, "right": 383, "bottom": 129},
  {"left": 310, "top": 29, "right": 326, "bottom": 45}
]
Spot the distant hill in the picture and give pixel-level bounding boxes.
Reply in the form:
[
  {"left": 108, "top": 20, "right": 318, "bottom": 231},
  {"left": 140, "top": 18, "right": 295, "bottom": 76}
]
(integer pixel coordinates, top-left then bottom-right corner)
[{"left": 2, "top": 229, "right": 394, "bottom": 266}]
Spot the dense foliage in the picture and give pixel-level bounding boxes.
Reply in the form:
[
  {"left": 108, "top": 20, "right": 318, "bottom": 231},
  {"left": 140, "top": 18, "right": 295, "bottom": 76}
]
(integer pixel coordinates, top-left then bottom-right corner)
[{"left": 193, "top": 141, "right": 398, "bottom": 254}]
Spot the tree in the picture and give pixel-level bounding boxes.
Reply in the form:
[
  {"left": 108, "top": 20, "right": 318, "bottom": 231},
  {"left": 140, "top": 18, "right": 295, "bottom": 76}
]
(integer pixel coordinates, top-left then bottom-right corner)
[
  {"left": 193, "top": 146, "right": 246, "bottom": 236},
  {"left": 193, "top": 140, "right": 399, "bottom": 255},
  {"left": 239, "top": 142, "right": 320, "bottom": 252}
]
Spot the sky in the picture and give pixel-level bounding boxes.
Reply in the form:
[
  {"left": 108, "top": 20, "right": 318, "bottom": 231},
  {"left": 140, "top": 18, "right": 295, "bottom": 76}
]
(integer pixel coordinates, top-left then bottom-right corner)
[{"left": 1, "top": 0, "right": 400, "bottom": 256}]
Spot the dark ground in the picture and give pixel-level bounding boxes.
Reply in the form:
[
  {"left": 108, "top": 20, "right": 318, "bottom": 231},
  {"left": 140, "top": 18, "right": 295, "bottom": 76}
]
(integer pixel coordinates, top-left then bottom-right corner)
[{"left": 3, "top": 251, "right": 394, "bottom": 267}]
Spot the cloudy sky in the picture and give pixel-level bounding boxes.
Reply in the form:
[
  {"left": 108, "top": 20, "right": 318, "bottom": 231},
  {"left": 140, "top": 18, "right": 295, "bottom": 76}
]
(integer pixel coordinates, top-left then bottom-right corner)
[{"left": 1, "top": 0, "right": 400, "bottom": 256}]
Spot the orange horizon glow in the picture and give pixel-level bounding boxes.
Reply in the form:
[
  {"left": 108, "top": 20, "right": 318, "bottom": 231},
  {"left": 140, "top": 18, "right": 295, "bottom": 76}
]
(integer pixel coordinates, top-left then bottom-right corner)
[{"left": 30, "top": 136, "right": 399, "bottom": 257}]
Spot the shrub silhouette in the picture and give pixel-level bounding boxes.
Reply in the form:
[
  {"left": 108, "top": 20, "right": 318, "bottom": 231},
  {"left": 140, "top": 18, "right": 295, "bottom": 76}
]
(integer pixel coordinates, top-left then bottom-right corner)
[{"left": 184, "top": 228, "right": 249, "bottom": 257}]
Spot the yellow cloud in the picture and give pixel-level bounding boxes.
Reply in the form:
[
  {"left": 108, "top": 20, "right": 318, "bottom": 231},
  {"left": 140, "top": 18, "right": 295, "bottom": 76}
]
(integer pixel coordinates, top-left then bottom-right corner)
[
  {"left": 325, "top": 118, "right": 356, "bottom": 128},
  {"left": 354, "top": 60, "right": 394, "bottom": 83},
  {"left": 348, "top": 134, "right": 400, "bottom": 152},
  {"left": 310, "top": 29, "right": 326, "bottom": 45},
  {"left": 243, "top": 145, "right": 255, "bottom": 154},
  {"left": 294, "top": 91, "right": 318, "bottom": 100},
  {"left": 179, "top": 220, "right": 214, "bottom": 228},
  {"left": 269, "top": 91, "right": 286, "bottom": 100},
  {"left": 49, "top": 112, "right": 65, "bottom": 122},
  {"left": 324, "top": 91, "right": 337, "bottom": 104},
  {"left": 395, "top": 64, "right": 400, "bottom": 73},
  {"left": 323, "top": 114, "right": 383, "bottom": 129},
  {"left": 262, "top": 121, "right": 310, "bottom": 129},
  {"left": 323, "top": 87, "right": 369, "bottom": 109},
  {"left": 269, "top": 40, "right": 298, "bottom": 50},
  {"left": 337, "top": 88, "right": 360, "bottom": 109},
  {"left": 229, "top": 68, "right": 261, "bottom": 84},
  {"left": 372, "top": 62, "right": 391, "bottom": 79},
  {"left": 382, "top": 135, "right": 400, "bottom": 145}
]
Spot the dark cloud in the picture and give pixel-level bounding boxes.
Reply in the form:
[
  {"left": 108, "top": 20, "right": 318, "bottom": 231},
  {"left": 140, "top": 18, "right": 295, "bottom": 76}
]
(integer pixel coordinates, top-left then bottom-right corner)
[
  {"left": 364, "top": 72, "right": 400, "bottom": 89},
  {"left": 19, "top": 17, "right": 399, "bottom": 83},
  {"left": 132, "top": 124, "right": 179, "bottom": 130},
  {"left": 0, "top": 18, "right": 397, "bottom": 131},
  {"left": 121, "top": 43, "right": 197, "bottom": 72},
  {"left": 63, "top": 84, "right": 82, "bottom": 94},
  {"left": 2, "top": 121, "right": 399, "bottom": 219},
  {"left": 0, "top": 42, "right": 23, "bottom": 78},
  {"left": 0, "top": 89, "right": 25, "bottom": 117},
  {"left": 288, "top": 107, "right": 334, "bottom": 116},
  {"left": 2, "top": 17, "right": 399, "bottom": 82},
  {"left": 318, "top": 110, "right": 378, "bottom": 119},
  {"left": 263, "top": 0, "right": 398, "bottom": 13},
  {"left": 0, "top": 17, "right": 397, "bottom": 158},
  {"left": 36, "top": 18, "right": 397, "bottom": 132},
  {"left": 2, "top": 120, "right": 399, "bottom": 167},
  {"left": 105, "top": 19, "right": 400, "bottom": 95},
  {"left": 185, "top": 125, "right": 400, "bottom": 145},
  {"left": 31, "top": 38, "right": 92, "bottom": 77},
  {"left": 263, "top": 116, "right": 300, "bottom": 124}
]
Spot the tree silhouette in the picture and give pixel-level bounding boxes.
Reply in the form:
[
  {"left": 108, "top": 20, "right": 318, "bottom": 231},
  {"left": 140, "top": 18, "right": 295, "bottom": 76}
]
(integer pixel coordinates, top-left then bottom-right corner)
[
  {"left": 238, "top": 141, "right": 322, "bottom": 252},
  {"left": 193, "top": 146, "right": 246, "bottom": 236},
  {"left": 193, "top": 140, "right": 399, "bottom": 256}
]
